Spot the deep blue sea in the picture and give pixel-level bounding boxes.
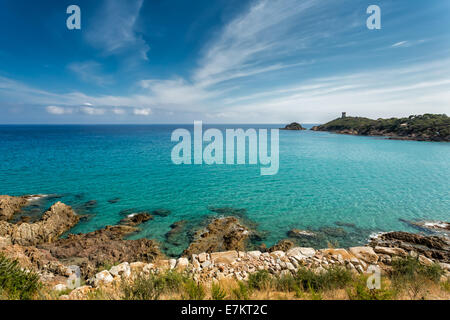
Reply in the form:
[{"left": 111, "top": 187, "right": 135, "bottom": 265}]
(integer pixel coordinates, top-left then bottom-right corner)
[{"left": 0, "top": 124, "right": 449, "bottom": 256}]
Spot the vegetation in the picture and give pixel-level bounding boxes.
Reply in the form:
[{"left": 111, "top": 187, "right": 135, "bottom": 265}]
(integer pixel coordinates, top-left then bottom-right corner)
[
  {"left": 1, "top": 255, "right": 448, "bottom": 301},
  {"left": 0, "top": 254, "right": 41, "bottom": 300},
  {"left": 314, "top": 114, "right": 450, "bottom": 141}
]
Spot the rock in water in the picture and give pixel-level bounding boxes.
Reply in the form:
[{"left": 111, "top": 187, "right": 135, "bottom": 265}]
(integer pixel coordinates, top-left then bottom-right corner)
[
  {"left": 120, "top": 213, "right": 153, "bottom": 226},
  {"left": 183, "top": 217, "right": 249, "bottom": 256},
  {"left": 0, "top": 195, "right": 28, "bottom": 221},
  {"left": 281, "top": 122, "right": 306, "bottom": 130},
  {"left": 0, "top": 202, "right": 79, "bottom": 246}
]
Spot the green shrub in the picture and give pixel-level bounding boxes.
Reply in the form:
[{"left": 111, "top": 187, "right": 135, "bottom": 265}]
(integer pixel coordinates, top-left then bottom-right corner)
[
  {"left": 273, "top": 274, "right": 298, "bottom": 292},
  {"left": 347, "top": 276, "right": 396, "bottom": 300},
  {"left": 295, "top": 266, "right": 352, "bottom": 291},
  {"left": 248, "top": 270, "right": 271, "bottom": 290},
  {"left": 211, "top": 282, "right": 227, "bottom": 300},
  {"left": 161, "top": 271, "right": 187, "bottom": 292},
  {"left": 0, "top": 254, "right": 41, "bottom": 300},
  {"left": 183, "top": 279, "right": 205, "bottom": 300},
  {"left": 391, "top": 256, "right": 443, "bottom": 283},
  {"left": 121, "top": 274, "right": 165, "bottom": 300},
  {"left": 232, "top": 281, "right": 250, "bottom": 300},
  {"left": 391, "top": 256, "right": 443, "bottom": 299}
]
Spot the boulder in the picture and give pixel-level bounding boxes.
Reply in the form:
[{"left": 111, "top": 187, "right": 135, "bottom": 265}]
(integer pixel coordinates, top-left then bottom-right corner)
[
  {"left": 109, "top": 262, "right": 131, "bottom": 278},
  {"left": 349, "top": 247, "right": 379, "bottom": 264},
  {"left": 176, "top": 257, "right": 189, "bottom": 270},
  {"left": 374, "top": 246, "right": 407, "bottom": 257},
  {"left": 210, "top": 251, "right": 239, "bottom": 264},
  {"left": 93, "top": 270, "right": 114, "bottom": 286}
]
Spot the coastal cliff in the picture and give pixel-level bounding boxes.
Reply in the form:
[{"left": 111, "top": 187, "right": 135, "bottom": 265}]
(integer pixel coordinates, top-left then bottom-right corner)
[{"left": 311, "top": 114, "right": 450, "bottom": 142}]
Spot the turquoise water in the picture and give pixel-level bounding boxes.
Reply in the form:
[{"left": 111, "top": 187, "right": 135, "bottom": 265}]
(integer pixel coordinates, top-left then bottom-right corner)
[{"left": 0, "top": 125, "right": 449, "bottom": 255}]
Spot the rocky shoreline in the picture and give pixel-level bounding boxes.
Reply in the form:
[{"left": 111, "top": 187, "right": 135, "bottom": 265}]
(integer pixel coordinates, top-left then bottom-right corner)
[{"left": 1, "top": 194, "right": 449, "bottom": 300}]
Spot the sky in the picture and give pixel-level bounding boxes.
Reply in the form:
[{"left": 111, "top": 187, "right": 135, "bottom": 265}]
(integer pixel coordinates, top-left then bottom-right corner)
[{"left": 0, "top": 0, "right": 449, "bottom": 124}]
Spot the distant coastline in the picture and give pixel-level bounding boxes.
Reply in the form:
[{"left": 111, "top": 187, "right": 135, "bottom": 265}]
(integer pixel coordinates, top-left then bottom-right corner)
[{"left": 309, "top": 114, "right": 449, "bottom": 142}]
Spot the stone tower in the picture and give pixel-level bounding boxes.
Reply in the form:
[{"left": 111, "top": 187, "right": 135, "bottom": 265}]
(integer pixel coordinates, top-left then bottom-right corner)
[{"left": 342, "top": 112, "right": 347, "bottom": 119}]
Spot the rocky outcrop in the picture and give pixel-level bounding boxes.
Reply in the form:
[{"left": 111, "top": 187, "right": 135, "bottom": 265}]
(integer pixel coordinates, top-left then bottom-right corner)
[
  {"left": 0, "top": 195, "right": 28, "bottom": 221},
  {"left": 268, "top": 239, "right": 295, "bottom": 252},
  {"left": 369, "top": 231, "right": 450, "bottom": 263},
  {"left": 39, "top": 224, "right": 164, "bottom": 278},
  {"left": 183, "top": 217, "right": 250, "bottom": 257},
  {"left": 281, "top": 122, "right": 306, "bottom": 130},
  {"left": 0, "top": 202, "right": 79, "bottom": 246}
]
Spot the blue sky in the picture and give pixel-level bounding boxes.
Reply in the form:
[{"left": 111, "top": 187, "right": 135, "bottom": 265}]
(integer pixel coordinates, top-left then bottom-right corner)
[{"left": 0, "top": 0, "right": 449, "bottom": 124}]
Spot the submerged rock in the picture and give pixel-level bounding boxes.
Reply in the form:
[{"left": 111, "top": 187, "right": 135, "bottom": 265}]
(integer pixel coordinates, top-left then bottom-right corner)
[
  {"left": 152, "top": 209, "right": 171, "bottom": 217},
  {"left": 183, "top": 217, "right": 250, "bottom": 256},
  {"left": 107, "top": 198, "right": 120, "bottom": 204},
  {"left": 207, "top": 207, "right": 247, "bottom": 217},
  {"left": 165, "top": 220, "right": 188, "bottom": 246},
  {"left": 287, "top": 229, "right": 316, "bottom": 238},
  {"left": 0, "top": 202, "right": 79, "bottom": 246}
]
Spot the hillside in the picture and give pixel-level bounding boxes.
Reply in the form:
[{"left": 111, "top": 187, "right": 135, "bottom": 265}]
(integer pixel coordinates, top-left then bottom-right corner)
[{"left": 311, "top": 114, "right": 450, "bottom": 141}]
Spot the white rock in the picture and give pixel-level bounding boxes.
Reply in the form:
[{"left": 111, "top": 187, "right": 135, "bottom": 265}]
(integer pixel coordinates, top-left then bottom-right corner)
[
  {"left": 169, "top": 259, "right": 177, "bottom": 270},
  {"left": 53, "top": 284, "right": 67, "bottom": 292},
  {"left": 109, "top": 262, "right": 131, "bottom": 278},
  {"left": 248, "top": 251, "right": 262, "bottom": 259},
  {"left": 349, "top": 247, "right": 379, "bottom": 264},
  {"left": 94, "top": 270, "right": 114, "bottom": 286},
  {"left": 143, "top": 263, "right": 155, "bottom": 273},
  {"left": 198, "top": 252, "right": 208, "bottom": 263},
  {"left": 176, "top": 257, "right": 189, "bottom": 270},
  {"left": 298, "top": 247, "right": 316, "bottom": 257},
  {"left": 439, "top": 262, "right": 450, "bottom": 271},
  {"left": 374, "top": 246, "right": 407, "bottom": 256}
]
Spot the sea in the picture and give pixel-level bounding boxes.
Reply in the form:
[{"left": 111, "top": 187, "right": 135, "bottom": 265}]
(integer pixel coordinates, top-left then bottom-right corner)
[{"left": 0, "top": 124, "right": 449, "bottom": 256}]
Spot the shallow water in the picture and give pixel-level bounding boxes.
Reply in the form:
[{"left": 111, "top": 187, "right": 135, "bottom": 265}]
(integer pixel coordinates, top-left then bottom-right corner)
[{"left": 0, "top": 124, "right": 449, "bottom": 255}]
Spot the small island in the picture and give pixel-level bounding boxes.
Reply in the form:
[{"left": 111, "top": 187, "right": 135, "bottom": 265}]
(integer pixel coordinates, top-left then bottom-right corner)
[
  {"left": 311, "top": 113, "right": 449, "bottom": 142},
  {"left": 281, "top": 122, "right": 306, "bottom": 130}
]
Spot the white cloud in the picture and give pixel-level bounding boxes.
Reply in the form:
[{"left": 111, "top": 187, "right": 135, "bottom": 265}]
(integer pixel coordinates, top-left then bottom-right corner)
[
  {"left": 80, "top": 106, "right": 106, "bottom": 115},
  {"left": 112, "top": 108, "right": 126, "bottom": 115},
  {"left": 133, "top": 108, "right": 152, "bottom": 116},
  {"left": 46, "top": 106, "right": 72, "bottom": 115}
]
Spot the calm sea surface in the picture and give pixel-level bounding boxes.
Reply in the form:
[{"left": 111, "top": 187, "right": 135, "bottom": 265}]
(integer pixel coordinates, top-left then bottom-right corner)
[{"left": 0, "top": 124, "right": 449, "bottom": 256}]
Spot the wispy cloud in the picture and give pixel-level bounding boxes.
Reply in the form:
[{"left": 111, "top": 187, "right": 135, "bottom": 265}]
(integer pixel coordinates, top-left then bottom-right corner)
[
  {"left": 133, "top": 108, "right": 152, "bottom": 116},
  {"left": 68, "top": 61, "right": 112, "bottom": 86},
  {"left": 85, "top": 0, "right": 149, "bottom": 60}
]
